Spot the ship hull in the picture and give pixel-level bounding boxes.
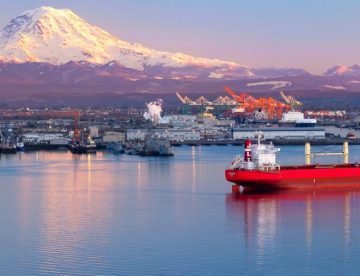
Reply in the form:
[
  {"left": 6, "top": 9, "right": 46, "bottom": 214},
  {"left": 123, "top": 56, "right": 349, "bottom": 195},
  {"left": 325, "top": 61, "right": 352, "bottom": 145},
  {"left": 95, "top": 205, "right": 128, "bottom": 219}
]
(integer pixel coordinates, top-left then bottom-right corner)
[{"left": 225, "top": 164, "right": 360, "bottom": 191}]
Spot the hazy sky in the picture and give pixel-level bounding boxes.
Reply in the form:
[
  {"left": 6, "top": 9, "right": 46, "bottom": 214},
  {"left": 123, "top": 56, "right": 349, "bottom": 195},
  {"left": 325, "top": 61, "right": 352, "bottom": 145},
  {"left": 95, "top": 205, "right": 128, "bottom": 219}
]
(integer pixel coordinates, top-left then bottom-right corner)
[{"left": 0, "top": 0, "right": 359, "bottom": 74}]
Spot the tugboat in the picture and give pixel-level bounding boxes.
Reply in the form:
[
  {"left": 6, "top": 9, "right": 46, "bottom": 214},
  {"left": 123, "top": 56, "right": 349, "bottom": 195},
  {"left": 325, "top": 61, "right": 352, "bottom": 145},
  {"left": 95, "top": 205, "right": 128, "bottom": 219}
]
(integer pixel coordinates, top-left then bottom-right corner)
[
  {"left": 70, "top": 137, "right": 97, "bottom": 154},
  {"left": 225, "top": 133, "right": 360, "bottom": 192},
  {"left": 16, "top": 138, "right": 25, "bottom": 151}
]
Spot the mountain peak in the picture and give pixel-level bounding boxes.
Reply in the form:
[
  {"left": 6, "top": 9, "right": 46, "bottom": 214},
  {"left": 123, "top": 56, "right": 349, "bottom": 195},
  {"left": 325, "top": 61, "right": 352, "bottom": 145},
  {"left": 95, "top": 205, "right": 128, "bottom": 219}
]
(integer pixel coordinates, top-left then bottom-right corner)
[
  {"left": 21, "top": 6, "right": 78, "bottom": 21},
  {"left": 3, "top": 6, "right": 79, "bottom": 38},
  {"left": 0, "top": 6, "right": 312, "bottom": 79},
  {"left": 0, "top": 6, "right": 242, "bottom": 70},
  {"left": 24, "top": 6, "right": 73, "bottom": 15}
]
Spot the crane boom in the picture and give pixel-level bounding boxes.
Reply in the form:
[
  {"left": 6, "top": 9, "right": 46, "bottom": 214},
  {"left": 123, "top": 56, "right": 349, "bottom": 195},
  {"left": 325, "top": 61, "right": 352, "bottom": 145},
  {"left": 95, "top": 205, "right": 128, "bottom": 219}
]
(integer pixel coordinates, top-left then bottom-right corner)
[
  {"left": 280, "top": 91, "right": 302, "bottom": 111},
  {"left": 224, "top": 86, "right": 240, "bottom": 102},
  {"left": 280, "top": 91, "right": 291, "bottom": 104},
  {"left": 176, "top": 91, "right": 186, "bottom": 104},
  {"left": 176, "top": 91, "right": 195, "bottom": 104}
]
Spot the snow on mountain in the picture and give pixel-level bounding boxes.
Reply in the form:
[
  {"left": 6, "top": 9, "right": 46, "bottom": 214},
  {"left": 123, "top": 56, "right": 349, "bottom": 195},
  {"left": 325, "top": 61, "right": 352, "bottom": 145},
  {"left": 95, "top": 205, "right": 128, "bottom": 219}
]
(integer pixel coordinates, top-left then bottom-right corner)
[
  {"left": 246, "top": 81, "right": 292, "bottom": 90},
  {"left": 0, "top": 6, "right": 239, "bottom": 71},
  {"left": 0, "top": 6, "right": 313, "bottom": 80},
  {"left": 322, "top": 85, "right": 346, "bottom": 90},
  {"left": 324, "top": 65, "right": 360, "bottom": 77}
]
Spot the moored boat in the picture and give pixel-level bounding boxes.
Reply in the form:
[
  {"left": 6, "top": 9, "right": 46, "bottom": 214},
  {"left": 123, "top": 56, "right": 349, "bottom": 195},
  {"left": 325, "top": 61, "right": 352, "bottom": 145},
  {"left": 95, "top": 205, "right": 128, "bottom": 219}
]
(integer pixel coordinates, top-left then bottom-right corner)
[
  {"left": 16, "top": 141, "right": 25, "bottom": 151},
  {"left": 70, "top": 138, "right": 97, "bottom": 154},
  {"left": 1, "top": 142, "right": 17, "bottom": 154}
]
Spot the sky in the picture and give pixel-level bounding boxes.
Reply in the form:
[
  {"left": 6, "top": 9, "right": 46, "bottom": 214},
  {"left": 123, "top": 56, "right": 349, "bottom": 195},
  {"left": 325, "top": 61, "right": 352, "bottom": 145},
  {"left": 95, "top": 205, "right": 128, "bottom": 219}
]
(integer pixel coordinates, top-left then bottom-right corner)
[{"left": 0, "top": 0, "right": 359, "bottom": 74}]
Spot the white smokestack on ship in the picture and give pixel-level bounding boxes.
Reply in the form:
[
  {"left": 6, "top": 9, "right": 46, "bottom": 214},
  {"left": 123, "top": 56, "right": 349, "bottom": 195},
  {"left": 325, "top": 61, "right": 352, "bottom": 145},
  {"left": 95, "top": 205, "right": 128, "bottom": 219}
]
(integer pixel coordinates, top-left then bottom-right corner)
[{"left": 143, "top": 99, "right": 163, "bottom": 124}]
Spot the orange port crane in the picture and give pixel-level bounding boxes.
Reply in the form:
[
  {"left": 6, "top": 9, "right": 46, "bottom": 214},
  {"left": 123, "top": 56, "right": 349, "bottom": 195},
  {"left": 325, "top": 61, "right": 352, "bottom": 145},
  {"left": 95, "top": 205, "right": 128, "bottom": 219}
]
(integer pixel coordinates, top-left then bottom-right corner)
[{"left": 224, "top": 86, "right": 290, "bottom": 119}]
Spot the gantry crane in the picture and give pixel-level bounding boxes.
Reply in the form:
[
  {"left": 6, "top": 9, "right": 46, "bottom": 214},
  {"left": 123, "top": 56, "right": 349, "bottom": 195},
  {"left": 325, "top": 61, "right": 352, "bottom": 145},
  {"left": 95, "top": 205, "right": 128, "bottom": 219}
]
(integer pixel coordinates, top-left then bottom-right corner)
[
  {"left": 176, "top": 91, "right": 194, "bottom": 105},
  {"left": 224, "top": 86, "right": 290, "bottom": 119},
  {"left": 177, "top": 91, "right": 237, "bottom": 106},
  {"left": 280, "top": 91, "right": 302, "bottom": 111}
]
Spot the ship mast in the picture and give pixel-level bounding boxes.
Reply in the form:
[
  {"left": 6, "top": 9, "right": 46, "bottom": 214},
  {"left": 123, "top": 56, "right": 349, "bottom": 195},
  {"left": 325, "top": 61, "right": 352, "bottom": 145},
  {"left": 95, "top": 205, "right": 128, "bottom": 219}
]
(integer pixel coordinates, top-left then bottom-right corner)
[{"left": 256, "top": 131, "right": 263, "bottom": 146}]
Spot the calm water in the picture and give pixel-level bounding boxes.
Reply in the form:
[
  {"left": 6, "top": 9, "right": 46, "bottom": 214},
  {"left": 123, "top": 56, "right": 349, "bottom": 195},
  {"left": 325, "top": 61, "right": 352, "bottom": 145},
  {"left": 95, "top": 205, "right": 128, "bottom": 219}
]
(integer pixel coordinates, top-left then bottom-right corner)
[{"left": 1, "top": 145, "right": 360, "bottom": 275}]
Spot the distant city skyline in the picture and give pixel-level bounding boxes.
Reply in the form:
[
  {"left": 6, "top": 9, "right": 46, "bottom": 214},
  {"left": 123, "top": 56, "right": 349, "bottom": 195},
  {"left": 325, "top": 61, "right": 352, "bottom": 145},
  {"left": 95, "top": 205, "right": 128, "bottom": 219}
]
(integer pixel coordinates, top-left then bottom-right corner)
[{"left": 0, "top": 0, "right": 359, "bottom": 74}]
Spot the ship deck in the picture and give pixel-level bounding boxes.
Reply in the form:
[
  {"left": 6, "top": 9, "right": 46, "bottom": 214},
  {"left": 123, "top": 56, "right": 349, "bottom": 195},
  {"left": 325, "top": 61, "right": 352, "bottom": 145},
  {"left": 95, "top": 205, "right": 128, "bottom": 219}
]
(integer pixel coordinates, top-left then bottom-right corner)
[{"left": 280, "top": 163, "right": 360, "bottom": 170}]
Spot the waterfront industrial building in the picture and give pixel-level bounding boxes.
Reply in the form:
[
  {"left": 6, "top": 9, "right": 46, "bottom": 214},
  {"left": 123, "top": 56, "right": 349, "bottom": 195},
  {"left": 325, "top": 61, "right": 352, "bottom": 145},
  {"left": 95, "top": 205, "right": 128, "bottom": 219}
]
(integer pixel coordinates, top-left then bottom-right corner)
[
  {"left": 127, "top": 129, "right": 201, "bottom": 142},
  {"left": 232, "top": 127, "right": 326, "bottom": 140},
  {"left": 102, "top": 131, "right": 126, "bottom": 143}
]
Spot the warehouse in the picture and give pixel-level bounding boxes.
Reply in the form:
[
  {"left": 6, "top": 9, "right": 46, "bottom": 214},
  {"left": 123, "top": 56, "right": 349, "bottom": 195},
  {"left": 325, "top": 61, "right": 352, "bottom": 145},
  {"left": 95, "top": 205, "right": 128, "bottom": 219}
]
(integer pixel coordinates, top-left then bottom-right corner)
[
  {"left": 23, "top": 133, "right": 69, "bottom": 145},
  {"left": 126, "top": 129, "right": 201, "bottom": 142},
  {"left": 232, "top": 127, "right": 325, "bottom": 140},
  {"left": 154, "top": 129, "right": 201, "bottom": 142},
  {"left": 102, "top": 131, "right": 126, "bottom": 143},
  {"left": 126, "top": 129, "right": 149, "bottom": 141}
]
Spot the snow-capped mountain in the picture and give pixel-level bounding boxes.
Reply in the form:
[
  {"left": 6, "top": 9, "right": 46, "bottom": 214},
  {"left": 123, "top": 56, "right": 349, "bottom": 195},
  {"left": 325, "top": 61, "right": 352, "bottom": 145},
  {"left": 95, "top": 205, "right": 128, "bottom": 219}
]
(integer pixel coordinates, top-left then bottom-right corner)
[
  {"left": 324, "top": 65, "right": 360, "bottom": 77},
  {"left": 0, "top": 6, "right": 238, "bottom": 70},
  {"left": 0, "top": 6, "right": 310, "bottom": 79}
]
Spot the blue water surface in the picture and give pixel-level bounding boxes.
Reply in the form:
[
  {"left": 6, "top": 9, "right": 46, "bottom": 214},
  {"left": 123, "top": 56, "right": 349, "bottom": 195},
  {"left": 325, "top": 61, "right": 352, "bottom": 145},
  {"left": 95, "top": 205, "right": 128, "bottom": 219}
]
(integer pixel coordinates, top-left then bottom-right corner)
[{"left": 1, "top": 145, "right": 360, "bottom": 275}]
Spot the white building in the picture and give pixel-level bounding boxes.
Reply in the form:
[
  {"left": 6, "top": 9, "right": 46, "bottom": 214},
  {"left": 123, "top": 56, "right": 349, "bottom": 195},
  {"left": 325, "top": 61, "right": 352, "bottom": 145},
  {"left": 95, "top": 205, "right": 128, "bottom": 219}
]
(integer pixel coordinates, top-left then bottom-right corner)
[
  {"left": 160, "top": 115, "right": 197, "bottom": 128},
  {"left": 126, "top": 129, "right": 201, "bottom": 142},
  {"left": 233, "top": 127, "right": 325, "bottom": 140},
  {"left": 281, "top": 111, "right": 304, "bottom": 122},
  {"left": 126, "top": 129, "right": 149, "bottom": 141},
  {"left": 90, "top": 126, "right": 99, "bottom": 138},
  {"left": 154, "top": 129, "right": 201, "bottom": 142},
  {"left": 102, "top": 131, "right": 126, "bottom": 143},
  {"left": 23, "top": 133, "right": 69, "bottom": 145}
]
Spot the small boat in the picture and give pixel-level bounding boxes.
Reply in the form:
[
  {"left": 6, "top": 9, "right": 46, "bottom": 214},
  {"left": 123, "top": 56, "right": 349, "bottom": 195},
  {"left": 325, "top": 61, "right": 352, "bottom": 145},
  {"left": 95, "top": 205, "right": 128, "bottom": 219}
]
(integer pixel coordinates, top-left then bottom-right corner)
[{"left": 16, "top": 141, "right": 25, "bottom": 151}]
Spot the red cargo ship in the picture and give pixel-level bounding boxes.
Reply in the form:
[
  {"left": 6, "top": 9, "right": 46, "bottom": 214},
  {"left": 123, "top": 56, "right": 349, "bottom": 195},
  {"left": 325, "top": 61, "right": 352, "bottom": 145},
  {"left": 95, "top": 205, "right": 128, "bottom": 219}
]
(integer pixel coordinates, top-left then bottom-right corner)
[{"left": 225, "top": 134, "right": 360, "bottom": 192}]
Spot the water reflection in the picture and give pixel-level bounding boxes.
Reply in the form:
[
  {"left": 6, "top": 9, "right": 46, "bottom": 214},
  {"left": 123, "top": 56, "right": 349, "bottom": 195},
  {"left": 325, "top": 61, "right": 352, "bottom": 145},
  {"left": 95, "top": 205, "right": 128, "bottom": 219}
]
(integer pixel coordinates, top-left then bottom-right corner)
[
  {"left": 226, "top": 190, "right": 360, "bottom": 266},
  {"left": 305, "top": 197, "right": 313, "bottom": 251},
  {"left": 6, "top": 152, "right": 117, "bottom": 274},
  {"left": 137, "top": 161, "right": 142, "bottom": 189}
]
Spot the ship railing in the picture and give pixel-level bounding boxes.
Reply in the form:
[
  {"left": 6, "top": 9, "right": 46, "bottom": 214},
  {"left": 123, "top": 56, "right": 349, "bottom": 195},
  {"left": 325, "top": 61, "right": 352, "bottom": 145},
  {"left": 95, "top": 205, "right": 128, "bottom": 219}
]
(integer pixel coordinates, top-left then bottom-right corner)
[
  {"left": 260, "top": 164, "right": 281, "bottom": 171},
  {"left": 230, "top": 154, "right": 242, "bottom": 169}
]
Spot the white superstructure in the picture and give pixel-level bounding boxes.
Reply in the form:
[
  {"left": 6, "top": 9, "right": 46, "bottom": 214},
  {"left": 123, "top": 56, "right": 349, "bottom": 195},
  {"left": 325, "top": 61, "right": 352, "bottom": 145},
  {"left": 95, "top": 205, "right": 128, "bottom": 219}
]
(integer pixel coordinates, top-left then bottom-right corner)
[{"left": 230, "top": 133, "right": 280, "bottom": 171}]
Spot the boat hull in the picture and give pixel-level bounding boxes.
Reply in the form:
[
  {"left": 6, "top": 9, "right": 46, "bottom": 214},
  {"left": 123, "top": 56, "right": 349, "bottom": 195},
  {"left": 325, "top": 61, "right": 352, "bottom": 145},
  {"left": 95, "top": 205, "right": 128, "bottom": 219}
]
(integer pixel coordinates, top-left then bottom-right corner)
[
  {"left": 70, "top": 145, "right": 96, "bottom": 154},
  {"left": 225, "top": 164, "right": 360, "bottom": 191}
]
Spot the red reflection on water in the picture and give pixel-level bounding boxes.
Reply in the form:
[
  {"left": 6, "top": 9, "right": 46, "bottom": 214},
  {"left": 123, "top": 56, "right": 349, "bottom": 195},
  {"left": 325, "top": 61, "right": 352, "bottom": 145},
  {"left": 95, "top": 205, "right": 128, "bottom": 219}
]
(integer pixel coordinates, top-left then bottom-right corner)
[{"left": 226, "top": 189, "right": 360, "bottom": 258}]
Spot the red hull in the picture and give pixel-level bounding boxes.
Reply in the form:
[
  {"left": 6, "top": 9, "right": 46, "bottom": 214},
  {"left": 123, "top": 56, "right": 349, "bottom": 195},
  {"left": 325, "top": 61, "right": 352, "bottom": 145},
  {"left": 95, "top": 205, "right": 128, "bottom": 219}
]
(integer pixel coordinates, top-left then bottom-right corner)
[{"left": 225, "top": 164, "right": 360, "bottom": 191}]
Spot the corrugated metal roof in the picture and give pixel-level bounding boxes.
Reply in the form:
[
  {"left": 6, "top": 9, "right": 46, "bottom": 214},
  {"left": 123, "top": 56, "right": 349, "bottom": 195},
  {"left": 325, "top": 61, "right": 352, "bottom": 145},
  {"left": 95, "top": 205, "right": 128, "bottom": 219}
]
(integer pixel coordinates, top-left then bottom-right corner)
[{"left": 233, "top": 127, "right": 325, "bottom": 132}]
